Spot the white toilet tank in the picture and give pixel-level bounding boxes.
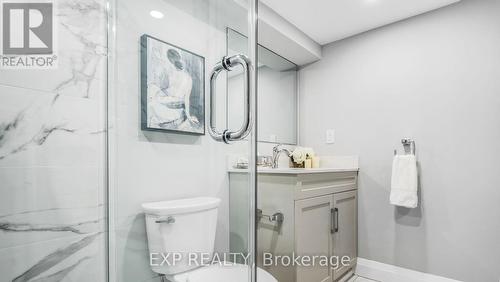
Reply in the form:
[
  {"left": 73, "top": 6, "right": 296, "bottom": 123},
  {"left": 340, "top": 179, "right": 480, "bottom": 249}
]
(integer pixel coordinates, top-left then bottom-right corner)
[{"left": 142, "top": 197, "right": 221, "bottom": 275}]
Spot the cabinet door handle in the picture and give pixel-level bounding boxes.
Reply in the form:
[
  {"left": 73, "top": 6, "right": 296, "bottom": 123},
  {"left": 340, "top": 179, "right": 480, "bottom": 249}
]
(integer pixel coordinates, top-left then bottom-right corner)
[
  {"left": 334, "top": 208, "right": 339, "bottom": 233},
  {"left": 330, "top": 208, "right": 335, "bottom": 234},
  {"left": 331, "top": 208, "right": 339, "bottom": 234}
]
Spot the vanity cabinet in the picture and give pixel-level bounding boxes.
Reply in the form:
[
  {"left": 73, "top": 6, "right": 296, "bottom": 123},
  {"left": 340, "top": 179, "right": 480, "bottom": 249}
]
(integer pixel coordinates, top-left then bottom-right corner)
[
  {"left": 331, "top": 191, "right": 357, "bottom": 281},
  {"left": 295, "top": 195, "right": 333, "bottom": 282},
  {"left": 229, "top": 169, "right": 358, "bottom": 282}
]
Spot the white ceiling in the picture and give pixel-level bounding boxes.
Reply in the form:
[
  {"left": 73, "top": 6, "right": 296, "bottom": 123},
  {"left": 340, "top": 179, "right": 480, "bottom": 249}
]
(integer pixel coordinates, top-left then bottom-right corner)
[{"left": 260, "top": 0, "right": 460, "bottom": 45}]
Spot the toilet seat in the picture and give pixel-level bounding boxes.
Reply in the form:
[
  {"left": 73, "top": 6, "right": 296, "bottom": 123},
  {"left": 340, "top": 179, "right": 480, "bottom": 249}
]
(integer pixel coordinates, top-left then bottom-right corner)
[{"left": 170, "top": 263, "right": 277, "bottom": 282}]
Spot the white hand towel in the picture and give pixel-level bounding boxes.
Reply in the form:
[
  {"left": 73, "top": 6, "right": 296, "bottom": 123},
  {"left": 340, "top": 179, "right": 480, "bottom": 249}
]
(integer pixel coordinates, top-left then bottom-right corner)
[{"left": 390, "top": 155, "right": 418, "bottom": 208}]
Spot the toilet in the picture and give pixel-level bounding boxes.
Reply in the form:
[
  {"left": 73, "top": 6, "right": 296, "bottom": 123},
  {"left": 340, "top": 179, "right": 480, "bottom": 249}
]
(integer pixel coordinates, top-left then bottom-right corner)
[{"left": 142, "top": 197, "right": 277, "bottom": 282}]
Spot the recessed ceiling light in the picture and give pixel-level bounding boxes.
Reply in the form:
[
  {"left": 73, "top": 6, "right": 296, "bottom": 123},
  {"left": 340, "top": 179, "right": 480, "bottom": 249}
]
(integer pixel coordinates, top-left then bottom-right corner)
[{"left": 150, "top": 10, "right": 164, "bottom": 19}]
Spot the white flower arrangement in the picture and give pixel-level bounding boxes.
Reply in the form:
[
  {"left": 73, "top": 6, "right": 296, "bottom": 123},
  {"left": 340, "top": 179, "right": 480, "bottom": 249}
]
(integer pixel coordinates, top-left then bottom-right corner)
[{"left": 290, "top": 147, "right": 315, "bottom": 164}]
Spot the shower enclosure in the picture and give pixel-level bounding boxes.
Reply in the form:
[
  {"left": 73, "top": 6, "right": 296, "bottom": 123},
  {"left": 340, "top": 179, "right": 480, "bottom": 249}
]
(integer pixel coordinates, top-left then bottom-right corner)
[
  {"left": 107, "top": 0, "right": 259, "bottom": 282},
  {"left": 0, "top": 0, "right": 260, "bottom": 281}
]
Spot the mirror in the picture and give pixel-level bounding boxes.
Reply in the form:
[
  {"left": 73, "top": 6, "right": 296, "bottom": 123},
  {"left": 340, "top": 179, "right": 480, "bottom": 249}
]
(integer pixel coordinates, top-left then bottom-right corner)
[{"left": 227, "top": 28, "right": 298, "bottom": 145}]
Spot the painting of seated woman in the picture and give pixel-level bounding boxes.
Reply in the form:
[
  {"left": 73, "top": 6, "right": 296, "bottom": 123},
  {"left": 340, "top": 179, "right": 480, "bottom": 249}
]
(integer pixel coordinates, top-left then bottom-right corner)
[{"left": 141, "top": 34, "right": 205, "bottom": 135}]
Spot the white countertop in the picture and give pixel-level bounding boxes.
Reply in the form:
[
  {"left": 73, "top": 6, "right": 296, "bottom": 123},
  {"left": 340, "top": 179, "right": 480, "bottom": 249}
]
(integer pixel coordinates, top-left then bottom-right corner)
[{"left": 228, "top": 167, "right": 359, "bottom": 174}]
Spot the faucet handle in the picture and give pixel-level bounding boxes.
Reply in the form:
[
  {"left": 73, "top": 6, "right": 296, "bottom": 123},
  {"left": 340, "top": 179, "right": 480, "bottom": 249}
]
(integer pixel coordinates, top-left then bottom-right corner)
[
  {"left": 272, "top": 144, "right": 280, "bottom": 152},
  {"left": 273, "top": 144, "right": 284, "bottom": 152}
]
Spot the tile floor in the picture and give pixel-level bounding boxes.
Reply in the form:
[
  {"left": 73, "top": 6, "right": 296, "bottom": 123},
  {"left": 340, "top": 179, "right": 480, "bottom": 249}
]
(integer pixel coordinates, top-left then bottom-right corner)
[{"left": 347, "top": 275, "right": 379, "bottom": 282}]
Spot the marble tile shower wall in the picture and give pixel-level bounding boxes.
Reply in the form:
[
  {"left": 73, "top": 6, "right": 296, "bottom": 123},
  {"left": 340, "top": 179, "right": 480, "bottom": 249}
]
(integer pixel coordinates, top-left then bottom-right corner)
[{"left": 0, "top": 0, "right": 107, "bottom": 281}]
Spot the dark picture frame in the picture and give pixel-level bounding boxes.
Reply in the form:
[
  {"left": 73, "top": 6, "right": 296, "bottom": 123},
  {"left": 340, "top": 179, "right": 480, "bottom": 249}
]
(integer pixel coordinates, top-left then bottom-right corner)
[{"left": 140, "top": 34, "right": 205, "bottom": 135}]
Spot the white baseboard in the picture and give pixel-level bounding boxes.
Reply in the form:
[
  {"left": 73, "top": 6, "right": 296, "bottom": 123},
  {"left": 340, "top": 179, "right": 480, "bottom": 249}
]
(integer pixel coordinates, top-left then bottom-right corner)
[{"left": 355, "top": 258, "right": 462, "bottom": 282}]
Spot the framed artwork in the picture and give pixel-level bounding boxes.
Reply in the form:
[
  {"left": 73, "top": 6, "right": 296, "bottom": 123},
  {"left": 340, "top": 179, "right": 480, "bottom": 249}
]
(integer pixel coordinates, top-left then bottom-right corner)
[{"left": 141, "top": 34, "right": 205, "bottom": 135}]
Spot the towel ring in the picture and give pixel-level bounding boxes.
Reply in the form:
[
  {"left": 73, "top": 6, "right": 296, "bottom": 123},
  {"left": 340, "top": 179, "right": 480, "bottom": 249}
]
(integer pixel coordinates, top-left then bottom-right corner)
[{"left": 394, "top": 138, "right": 416, "bottom": 156}]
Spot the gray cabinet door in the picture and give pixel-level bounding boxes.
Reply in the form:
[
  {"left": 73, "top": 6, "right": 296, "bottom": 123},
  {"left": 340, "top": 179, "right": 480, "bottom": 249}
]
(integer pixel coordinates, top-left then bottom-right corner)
[
  {"left": 295, "top": 195, "right": 333, "bottom": 282},
  {"left": 332, "top": 190, "right": 357, "bottom": 281}
]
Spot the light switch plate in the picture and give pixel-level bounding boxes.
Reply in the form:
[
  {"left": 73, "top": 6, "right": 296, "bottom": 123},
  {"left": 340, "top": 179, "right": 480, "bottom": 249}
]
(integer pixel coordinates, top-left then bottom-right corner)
[
  {"left": 326, "top": 129, "right": 335, "bottom": 144},
  {"left": 269, "top": 134, "right": 277, "bottom": 143}
]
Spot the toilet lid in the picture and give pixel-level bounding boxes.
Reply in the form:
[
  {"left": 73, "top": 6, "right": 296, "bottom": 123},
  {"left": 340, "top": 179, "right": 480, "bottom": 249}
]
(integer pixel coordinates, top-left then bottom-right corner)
[{"left": 171, "top": 263, "right": 277, "bottom": 282}]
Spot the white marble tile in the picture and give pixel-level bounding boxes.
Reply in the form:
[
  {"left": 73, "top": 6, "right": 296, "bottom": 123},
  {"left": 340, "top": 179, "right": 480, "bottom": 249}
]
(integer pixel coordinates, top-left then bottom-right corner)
[
  {"left": 0, "top": 0, "right": 107, "bottom": 280},
  {"left": 0, "top": 84, "right": 105, "bottom": 168},
  {"left": 0, "top": 0, "right": 107, "bottom": 100},
  {"left": 0, "top": 83, "right": 106, "bottom": 249},
  {"left": 0, "top": 232, "right": 106, "bottom": 282},
  {"left": 0, "top": 166, "right": 103, "bottom": 249}
]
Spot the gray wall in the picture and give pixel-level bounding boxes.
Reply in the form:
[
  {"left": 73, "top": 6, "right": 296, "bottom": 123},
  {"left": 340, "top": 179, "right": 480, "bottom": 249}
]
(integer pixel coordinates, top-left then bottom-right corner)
[{"left": 299, "top": 0, "right": 500, "bottom": 281}]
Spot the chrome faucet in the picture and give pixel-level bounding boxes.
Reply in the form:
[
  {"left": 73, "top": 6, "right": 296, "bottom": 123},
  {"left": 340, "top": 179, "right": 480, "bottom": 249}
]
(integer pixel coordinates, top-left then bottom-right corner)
[{"left": 272, "top": 144, "right": 292, "bottom": 168}]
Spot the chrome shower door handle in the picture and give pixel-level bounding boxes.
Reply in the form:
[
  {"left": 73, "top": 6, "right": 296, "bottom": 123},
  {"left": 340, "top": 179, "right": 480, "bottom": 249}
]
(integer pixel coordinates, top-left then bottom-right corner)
[
  {"left": 208, "top": 54, "right": 252, "bottom": 143},
  {"left": 208, "top": 62, "right": 227, "bottom": 143}
]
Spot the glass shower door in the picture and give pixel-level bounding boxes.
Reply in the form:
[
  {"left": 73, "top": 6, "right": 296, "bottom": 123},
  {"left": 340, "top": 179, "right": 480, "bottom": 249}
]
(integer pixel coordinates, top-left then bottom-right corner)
[{"left": 107, "top": 0, "right": 258, "bottom": 282}]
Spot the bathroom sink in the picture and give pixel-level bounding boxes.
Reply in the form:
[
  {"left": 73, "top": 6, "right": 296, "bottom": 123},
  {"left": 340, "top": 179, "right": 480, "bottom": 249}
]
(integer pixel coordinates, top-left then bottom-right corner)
[{"left": 229, "top": 167, "right": 358, "bottom": 174}]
